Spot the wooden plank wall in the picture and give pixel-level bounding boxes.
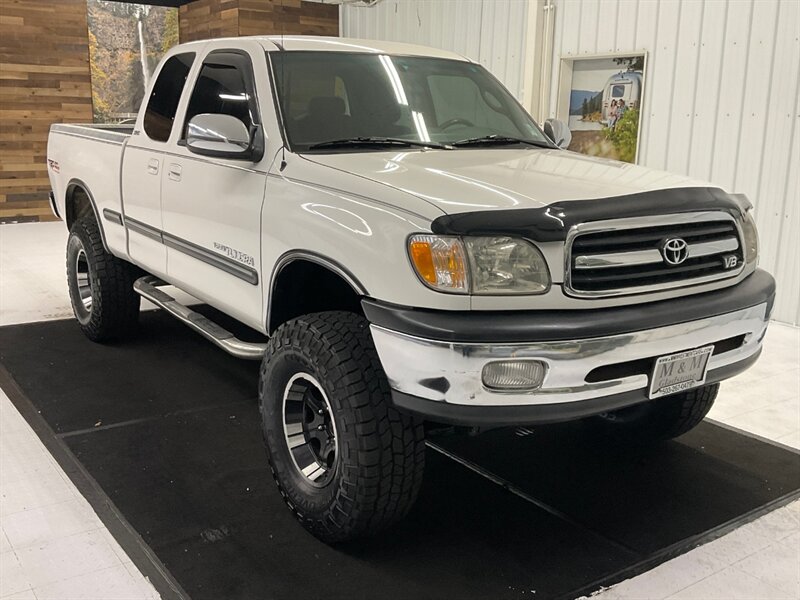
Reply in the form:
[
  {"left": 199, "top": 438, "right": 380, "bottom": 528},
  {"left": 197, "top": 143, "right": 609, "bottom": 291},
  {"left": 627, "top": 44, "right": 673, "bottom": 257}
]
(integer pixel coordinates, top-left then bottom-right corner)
[
  {"left": 0, "top": 0, "right": 93, "bottom": 223},
  {"left": 180, "top": 0, "right": 338, "bottom": 42},
  {"left": 238, "top": 0, "right": 338, "bottom": 37},
  {"left": 179, "top": 0, "right": 239, "bottom": 43},
  {"left": 0, "top": 0, "right": 336, "bottom": 222}
]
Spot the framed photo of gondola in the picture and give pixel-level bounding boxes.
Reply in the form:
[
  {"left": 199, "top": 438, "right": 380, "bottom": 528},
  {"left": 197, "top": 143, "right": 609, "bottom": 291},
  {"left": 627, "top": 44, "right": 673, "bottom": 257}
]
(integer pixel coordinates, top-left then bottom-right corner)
[{"left": 554, "top": 52, "right": 647, "bottom": 164}]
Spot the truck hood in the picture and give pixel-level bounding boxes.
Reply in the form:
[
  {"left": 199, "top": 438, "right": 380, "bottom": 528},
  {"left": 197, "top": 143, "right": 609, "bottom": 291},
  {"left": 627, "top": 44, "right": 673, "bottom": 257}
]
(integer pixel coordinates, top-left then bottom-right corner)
[{"left": 304, "top": 148, "right": 715, "bottom": 215}]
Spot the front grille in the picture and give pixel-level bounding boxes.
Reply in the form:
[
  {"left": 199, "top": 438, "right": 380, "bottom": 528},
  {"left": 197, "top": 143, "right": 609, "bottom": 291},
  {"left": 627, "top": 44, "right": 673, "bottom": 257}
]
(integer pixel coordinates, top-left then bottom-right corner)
[{"left": 567, "top": 217, "right": 743, "bottom": 296}]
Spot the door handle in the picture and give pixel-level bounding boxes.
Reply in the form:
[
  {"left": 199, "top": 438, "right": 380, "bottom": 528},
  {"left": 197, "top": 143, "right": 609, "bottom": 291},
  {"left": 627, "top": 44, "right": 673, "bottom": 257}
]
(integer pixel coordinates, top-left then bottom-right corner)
[
  {"left": 147, "top": 158, "right": 159, "bottom": 175},
  {"left": 168, "top": 164, "right": 182, "bottom": 182}
]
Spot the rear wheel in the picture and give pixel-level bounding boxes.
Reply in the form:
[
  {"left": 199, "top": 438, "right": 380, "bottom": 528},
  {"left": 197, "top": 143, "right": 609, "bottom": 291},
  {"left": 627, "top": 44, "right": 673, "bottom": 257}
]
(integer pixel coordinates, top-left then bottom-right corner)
[
  {"left": 259, "top": 311, "right": 425, "bottom": 543},
  {"left": 66, "top": 215, "right": 140, "bottom": 342},
  {"left": 594, "top": 383, "right": 719, "bottom": 441}
]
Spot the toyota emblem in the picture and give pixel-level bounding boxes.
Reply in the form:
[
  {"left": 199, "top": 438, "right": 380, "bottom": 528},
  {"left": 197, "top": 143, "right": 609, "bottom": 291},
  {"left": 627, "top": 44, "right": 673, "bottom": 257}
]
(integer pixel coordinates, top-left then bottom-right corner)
[{"left": 662, "top": 238, "right": 689, "bottom": 265}]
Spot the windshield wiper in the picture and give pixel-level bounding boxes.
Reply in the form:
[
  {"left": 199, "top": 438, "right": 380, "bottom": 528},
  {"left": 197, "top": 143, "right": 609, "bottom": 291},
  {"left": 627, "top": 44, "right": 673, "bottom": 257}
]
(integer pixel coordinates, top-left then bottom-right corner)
[
  {"left": 307, "top": 137, "right": 451, "bottom": 150},
  {"left": 451, "top": 135, "right": 553, "bottom": 148}
]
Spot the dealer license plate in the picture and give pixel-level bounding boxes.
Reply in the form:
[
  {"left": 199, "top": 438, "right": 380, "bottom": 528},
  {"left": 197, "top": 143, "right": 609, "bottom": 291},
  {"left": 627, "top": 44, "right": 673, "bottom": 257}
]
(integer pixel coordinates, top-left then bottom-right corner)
[{"left": 649, "top": 345, "right": 714, "bottom": 399}]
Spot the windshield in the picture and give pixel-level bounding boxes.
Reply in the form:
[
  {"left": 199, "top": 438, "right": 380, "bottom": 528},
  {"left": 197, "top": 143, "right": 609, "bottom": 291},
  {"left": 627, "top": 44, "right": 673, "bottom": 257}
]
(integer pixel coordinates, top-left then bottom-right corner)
[{"left": 270, "top": 51, "right": 551, "bottom": 152}]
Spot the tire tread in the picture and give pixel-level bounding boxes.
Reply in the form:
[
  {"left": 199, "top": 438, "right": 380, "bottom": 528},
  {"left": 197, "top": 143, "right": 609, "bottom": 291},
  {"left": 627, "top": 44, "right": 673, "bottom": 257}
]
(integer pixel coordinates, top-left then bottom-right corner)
[
  {"left": 67, "top": 216, "right": 140, "bottom": 342},
  {"left": 597, "top": 383, "right": 719, "bottom": 441},
  {"left": 259, "top": 311, "right": 425, "bottom": 542}
]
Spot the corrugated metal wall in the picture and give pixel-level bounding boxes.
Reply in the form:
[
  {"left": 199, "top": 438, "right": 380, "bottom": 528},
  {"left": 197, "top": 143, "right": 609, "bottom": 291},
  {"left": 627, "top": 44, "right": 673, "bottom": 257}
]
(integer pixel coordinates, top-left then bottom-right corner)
[
  {"left": 549, "top": 0, "right": 799, "bottom": 324},
  {"left": 341, "top": 0, "right": 530, "bottom": 99},
  {"left": 342, "top": 0, "right": 799, "bottom": 324}
]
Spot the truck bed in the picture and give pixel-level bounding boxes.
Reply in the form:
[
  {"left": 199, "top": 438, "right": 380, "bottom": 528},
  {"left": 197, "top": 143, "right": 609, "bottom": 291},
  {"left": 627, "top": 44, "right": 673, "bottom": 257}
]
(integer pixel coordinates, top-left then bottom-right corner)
[
  {"left": 47, "top": 123, "right": 134, "bottom": 258},
  {"left": 50, "top": 123, "right": 133, "bottom": 144}
]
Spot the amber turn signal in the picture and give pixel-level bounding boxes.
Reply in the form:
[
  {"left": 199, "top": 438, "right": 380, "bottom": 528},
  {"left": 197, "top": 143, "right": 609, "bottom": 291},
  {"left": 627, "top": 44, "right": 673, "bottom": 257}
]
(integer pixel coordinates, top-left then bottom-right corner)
[
  {"left": 407, "top": 235, "right": 469, "bottom": 293},
  {"left": 409, "top": 240, "right": 437, "bottom": 284}
]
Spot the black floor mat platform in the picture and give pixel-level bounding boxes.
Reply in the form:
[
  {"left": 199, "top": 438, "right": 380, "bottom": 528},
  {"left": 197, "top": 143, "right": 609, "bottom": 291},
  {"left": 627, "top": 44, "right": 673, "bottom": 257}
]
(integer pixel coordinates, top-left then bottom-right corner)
[{"left": 2, "top": 312, "right": 799, "bottom": 600}]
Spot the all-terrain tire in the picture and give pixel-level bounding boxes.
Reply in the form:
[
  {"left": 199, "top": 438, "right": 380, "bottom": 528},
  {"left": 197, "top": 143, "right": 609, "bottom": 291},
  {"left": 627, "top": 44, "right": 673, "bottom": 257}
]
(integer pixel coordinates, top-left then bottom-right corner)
[
  {"left": 66, "top": 215, "right": 140, "bottom": 342},
  {"left": 259, "top": 311, "right": 425, "bottom": 543},
  {"left": 595, "top": 383, "right": 719, "bottom": 441}
]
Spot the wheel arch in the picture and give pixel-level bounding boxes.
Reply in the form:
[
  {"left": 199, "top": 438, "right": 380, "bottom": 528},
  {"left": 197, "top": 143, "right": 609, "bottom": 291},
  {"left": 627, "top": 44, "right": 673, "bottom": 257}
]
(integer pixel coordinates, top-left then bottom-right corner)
[
  {"left": 267, "top": 250, "right": 368, "bottom": 334},
  {"left": 64, "top": 179, "right": 110, "bottom": 252}
]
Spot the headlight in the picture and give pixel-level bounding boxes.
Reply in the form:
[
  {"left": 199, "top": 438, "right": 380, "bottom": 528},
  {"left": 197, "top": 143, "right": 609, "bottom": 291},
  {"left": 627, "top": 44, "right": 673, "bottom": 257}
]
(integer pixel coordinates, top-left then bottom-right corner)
[
  {"left": 742, "top": 209, "right": 759, "bottom": 265},
  {"left": 464, "top": 236, "right": 550, "bottom": 294},
  {"left": 408, "top": 235, "right": 550, "bottom": 294}
]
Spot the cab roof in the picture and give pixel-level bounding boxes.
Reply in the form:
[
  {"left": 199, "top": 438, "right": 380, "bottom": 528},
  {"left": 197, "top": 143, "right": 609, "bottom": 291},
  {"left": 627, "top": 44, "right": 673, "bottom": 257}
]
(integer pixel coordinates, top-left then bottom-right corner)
[{"left": 177, "top": 35, "right": 472, "bottom": 62}]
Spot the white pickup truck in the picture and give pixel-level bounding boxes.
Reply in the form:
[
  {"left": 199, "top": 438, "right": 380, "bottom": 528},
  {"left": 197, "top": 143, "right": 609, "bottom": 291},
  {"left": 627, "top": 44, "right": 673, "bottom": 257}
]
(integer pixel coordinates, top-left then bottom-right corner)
[{"left": 47, "top": 36, "right": 775, "bottom": 542}]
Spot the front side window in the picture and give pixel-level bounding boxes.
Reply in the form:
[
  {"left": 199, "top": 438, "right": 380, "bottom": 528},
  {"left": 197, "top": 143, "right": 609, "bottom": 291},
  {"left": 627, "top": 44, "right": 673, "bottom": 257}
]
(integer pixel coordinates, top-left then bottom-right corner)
[
  {"left": 183, "top": 52, "right": 257, "bottom": 137},
  {"left": 143, "top": 53, "right": 195, "bottom": 142},
  {"left": 271, "top": 52, "right": 550, "bottom": 151}
]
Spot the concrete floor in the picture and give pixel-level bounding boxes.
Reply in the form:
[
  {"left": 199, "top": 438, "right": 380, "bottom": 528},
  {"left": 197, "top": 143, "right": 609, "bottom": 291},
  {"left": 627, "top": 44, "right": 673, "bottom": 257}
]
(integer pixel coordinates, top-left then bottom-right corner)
[{"left": 1, "top": 222, "right": 798, "bottom": 600}]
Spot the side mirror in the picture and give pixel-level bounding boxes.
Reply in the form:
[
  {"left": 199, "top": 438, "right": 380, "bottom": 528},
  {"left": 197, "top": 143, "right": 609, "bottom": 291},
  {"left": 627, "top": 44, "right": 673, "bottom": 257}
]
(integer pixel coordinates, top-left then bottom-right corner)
[
  {"left": 186, "top": 113, "right": 260, "bottom": 160},
  {"left": 543, "top": 118, "right": 572, "bottom": 150}
]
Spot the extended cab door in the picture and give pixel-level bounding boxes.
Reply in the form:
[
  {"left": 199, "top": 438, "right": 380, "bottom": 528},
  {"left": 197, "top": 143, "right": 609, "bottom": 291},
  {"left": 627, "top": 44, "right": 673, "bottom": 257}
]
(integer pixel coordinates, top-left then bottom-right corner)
[
  {"left": 122, "top": 52, "right": 196, "bottom": 276},
  {"left": 161, "top": 47, "right": 268, "bottom": 329}
]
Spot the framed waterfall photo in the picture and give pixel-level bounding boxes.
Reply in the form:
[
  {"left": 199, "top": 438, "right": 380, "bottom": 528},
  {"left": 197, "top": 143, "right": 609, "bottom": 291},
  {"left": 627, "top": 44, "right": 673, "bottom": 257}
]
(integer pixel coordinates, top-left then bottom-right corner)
[
  {"left": 87, "top": 0, "right": 179, "bottom": 124},
  {"left": 554, "top": 52, "right": 647, "bottom": 164}
]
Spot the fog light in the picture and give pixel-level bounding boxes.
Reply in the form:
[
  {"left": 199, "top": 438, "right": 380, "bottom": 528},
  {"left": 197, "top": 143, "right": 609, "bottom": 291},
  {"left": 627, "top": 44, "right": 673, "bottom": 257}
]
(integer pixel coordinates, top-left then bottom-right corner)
[{"left": 481, "top": 360, "right": 547, "bottom": 391}]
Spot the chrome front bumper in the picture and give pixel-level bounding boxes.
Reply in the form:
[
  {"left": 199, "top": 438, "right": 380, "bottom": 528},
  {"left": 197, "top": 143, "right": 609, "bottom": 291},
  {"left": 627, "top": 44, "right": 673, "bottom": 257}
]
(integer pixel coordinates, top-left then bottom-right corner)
[{"left": 370, "top": 302, "right": 769, "bottom": 410}]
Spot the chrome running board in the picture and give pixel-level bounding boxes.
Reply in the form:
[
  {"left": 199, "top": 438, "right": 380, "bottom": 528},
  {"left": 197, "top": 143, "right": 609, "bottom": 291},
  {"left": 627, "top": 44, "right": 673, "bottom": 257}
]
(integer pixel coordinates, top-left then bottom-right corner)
[{"left": 133, "top": 275, "right": 267, "bottom": 360}]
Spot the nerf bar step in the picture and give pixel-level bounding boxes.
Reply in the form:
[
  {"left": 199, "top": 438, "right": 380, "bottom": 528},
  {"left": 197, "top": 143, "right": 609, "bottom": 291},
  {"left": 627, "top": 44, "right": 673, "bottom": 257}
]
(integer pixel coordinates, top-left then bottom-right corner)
[{"left": 133, "top": 275, "right": 267, "bottom": 360}]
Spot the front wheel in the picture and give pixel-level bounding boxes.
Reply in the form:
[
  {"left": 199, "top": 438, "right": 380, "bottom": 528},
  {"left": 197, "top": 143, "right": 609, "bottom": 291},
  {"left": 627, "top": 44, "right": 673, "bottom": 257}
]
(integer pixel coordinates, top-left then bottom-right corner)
[
  {"left": 594, "top": 383, "right": 719, "bottom": 441},
  {"left": 259, "top": 311, "right": 425, "bottom": 543},
  {"left": 66, "top": 216, "right": 140, "bottom": 342}
]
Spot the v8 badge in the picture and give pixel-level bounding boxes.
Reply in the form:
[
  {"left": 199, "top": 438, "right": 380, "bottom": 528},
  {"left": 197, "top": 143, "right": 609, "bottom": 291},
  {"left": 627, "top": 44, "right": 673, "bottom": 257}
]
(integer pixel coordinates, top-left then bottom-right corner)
[{"left": 722, "top": 254, "right": 739, "bottom": 269}]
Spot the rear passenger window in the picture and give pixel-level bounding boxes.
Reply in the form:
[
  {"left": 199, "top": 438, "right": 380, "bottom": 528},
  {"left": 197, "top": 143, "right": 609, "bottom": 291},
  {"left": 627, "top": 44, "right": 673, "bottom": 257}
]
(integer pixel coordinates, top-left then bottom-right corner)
[
  {"left": 183, "top": 52, "right": 258, "bottom": 137},
  {"left": 143, "top": 53, "right": 195, "bottom": 143}
]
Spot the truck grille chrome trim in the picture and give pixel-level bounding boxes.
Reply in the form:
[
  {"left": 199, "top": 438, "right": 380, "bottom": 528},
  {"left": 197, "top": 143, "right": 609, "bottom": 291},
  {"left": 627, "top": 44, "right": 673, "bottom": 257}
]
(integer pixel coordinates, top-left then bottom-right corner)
[
  {"left": 574, "top": 237, "right": 739, "bottom": 269},
  {"left": 565, "top": 212, "right": 745, "bottom": 297}
]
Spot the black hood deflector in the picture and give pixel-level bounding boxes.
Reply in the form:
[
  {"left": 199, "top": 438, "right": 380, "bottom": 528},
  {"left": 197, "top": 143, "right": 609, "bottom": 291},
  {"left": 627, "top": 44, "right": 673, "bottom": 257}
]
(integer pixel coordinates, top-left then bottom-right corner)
[{"left": 430, "top": 187, "right": 748, "bottom": 242}]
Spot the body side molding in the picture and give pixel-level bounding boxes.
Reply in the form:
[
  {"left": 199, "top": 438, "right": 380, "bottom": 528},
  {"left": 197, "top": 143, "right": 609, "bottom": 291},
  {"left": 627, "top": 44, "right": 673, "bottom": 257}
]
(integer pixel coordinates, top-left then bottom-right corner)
[
  {"left": 123, "top": 218, "right": 259, "bottom": 285},
  {"left": 162, "top": 232, "right": 259, "bottom": 285},
  {"left": 102, "top": 209, "right": 123, "bottom": 225},
  {"left": 124, "top": 216, "right": 163, "bottom": 243}
]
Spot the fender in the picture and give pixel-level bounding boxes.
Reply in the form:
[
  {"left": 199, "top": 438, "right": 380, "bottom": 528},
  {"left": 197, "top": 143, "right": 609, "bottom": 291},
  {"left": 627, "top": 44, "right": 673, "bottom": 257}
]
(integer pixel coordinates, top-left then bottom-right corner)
[
  {"left": 267, "top": 249, "right": 368, "bottom": 331},
  {"left": 65, "top": 178, "right": 112, "bottom": 253}
]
